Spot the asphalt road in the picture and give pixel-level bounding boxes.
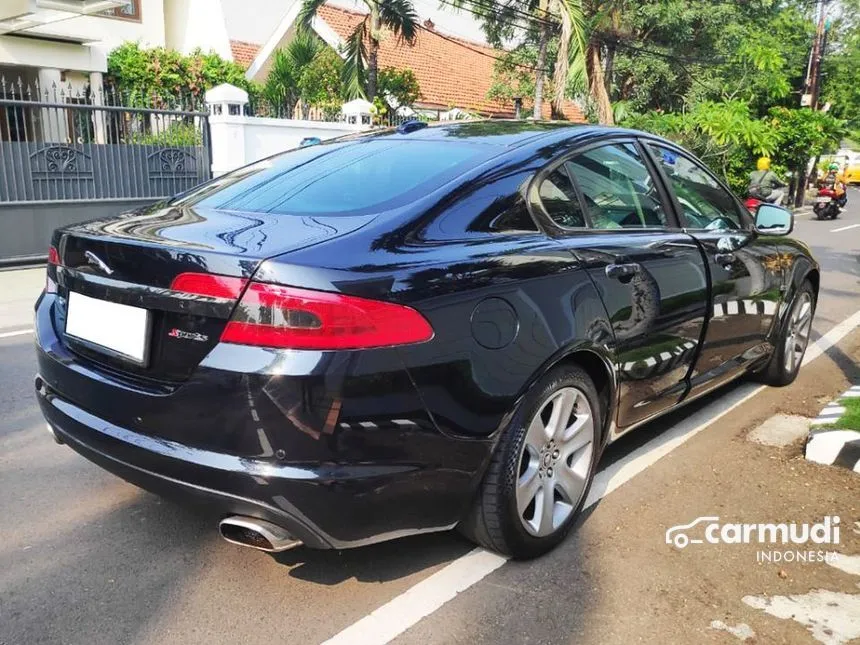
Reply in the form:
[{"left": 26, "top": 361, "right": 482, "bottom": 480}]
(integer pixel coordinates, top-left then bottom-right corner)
[{"left": 1, "top": 190, "right": 858, "bottom": 645}]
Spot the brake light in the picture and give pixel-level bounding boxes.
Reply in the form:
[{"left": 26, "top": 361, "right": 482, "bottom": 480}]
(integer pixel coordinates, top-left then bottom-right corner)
[
  {"left": 170, "top": 272, "right": 248, "bottom": 299},
  {"left": 46, "top": 245, "right": 60, "bottom": 293},
  {"left": 220, "top": 283, "right": 434, "bottom": 350}
]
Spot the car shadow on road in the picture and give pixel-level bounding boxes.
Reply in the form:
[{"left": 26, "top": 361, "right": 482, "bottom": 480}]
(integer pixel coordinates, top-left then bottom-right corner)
[
  {"left": 0, "top": 492, "right": 214, "bottom": 645},
  {"left": 270, "top": 530, "right": 474, "bottom": 585},
  {"left": 819, "top": 341, "right": 860, "bottom": 385}
]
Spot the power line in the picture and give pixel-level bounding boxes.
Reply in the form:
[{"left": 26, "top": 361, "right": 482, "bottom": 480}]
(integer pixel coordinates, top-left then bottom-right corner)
[
  {"left": 437, "top": 0, "right": 559, "bottom": 31},
  {"left": 415, "top": 23, "right": 550, "bottom": 72}
]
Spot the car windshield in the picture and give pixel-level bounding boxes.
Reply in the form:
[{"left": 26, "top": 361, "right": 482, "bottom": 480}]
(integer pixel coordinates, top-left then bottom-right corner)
[{"left": 172, "top": 139, "right": 489, "bottom": 216}]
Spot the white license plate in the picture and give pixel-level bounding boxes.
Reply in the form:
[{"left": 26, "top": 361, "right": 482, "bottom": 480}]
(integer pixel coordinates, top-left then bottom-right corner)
[
  {"left": 816, "top": 196, "right": 832, "bottom": 203},
  {"left": 65, "top": 291, "right": 150, "bottom": 364}
]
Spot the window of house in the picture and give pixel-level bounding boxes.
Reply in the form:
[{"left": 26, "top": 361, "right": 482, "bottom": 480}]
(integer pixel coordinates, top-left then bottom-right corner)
[
  {"left": 646, "top": 143, "right": 744, "bottom": 231},
  {"left": 100, "top": 0, "right": 141, "bottom": 21},
  {"left": 565, "top": 143, "right": 669, "bottom": 229}
]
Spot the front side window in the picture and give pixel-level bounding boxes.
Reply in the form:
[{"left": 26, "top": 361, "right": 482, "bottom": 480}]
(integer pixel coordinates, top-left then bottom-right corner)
[
  {"left": 565, "top": 143, "right": 669, "bottom": 229},
  {"left": 647, "top": 143, "right": 744, "bottom": 231}
]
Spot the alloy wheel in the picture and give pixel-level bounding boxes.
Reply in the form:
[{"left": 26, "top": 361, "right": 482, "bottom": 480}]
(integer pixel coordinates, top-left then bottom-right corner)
[
  {"left": 516, "top": 387, "right": 595, "bottom": 537},
  {"left": 784, "top": 291, "right": 813, "bottom": 374}
]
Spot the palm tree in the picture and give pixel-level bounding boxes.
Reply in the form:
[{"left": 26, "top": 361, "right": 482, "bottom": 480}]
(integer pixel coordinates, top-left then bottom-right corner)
[
  {"left": 262, "top": 31, "right": 324, "bottom": 117},
  {"left": 450, "top": 0, "right": 590, "bottom": 121},
  {"left": 545, "top": 0, "right": 587, "bottom": 119},
  {"left": 298, "top": 0, "right": 419, "bottom": 100}
]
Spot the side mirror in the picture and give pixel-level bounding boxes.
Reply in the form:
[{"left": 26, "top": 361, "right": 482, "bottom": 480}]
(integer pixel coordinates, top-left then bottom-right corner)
[{"left": 754, "top": 203, "right": 793, "bottom": 236}]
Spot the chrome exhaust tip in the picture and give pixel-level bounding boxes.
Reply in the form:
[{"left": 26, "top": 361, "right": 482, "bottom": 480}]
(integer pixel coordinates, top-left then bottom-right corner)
[
  {"left": 218, "top": 516, "right": 302, "bottom": 553},
  {"left": 46, "top": 423, "right": 64, "bottom": 445}
]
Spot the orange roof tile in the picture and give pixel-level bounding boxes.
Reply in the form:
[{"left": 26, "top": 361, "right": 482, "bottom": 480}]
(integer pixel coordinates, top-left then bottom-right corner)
[
  {"left": 230, "top": 40, "right": 262, "bottom": 69},
  {"left": 316, "top": 4, "right": 585, "bottom": 121}
]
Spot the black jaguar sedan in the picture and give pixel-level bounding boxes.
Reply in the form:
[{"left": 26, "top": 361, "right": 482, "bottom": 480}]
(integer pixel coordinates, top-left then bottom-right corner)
[{"left": 35, "top": 121, "right": 818, "bottom": 559}]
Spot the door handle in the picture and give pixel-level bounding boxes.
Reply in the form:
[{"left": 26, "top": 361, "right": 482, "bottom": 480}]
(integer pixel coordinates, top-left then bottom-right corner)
[
  {"left": 605, "top": 263, "right": 640, "bottom": 280},
  {"left": 715, "top": 252, "right": 735, "bottom": 267}
]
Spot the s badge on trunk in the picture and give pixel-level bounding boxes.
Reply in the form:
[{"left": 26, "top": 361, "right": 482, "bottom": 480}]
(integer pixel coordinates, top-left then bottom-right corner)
[{"left": 168, "top": 329, "right": 208, "bottom": 342}]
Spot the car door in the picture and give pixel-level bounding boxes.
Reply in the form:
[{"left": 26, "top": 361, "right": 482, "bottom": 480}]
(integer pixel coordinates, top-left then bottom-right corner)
[
  {"left": 643, "top": 141, "right": 784, "bottom": 396},
  {"left": 531, "top": 140, "right": 709, "bottom": 431}
]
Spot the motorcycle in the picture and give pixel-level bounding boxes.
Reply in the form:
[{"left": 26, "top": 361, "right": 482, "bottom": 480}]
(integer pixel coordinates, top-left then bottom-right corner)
[
  {"left": 813, "top": 187, "right": 840, "bottom": 220},
  {"left": 744, "top": 196, "right": 763, "bottom": 214}
]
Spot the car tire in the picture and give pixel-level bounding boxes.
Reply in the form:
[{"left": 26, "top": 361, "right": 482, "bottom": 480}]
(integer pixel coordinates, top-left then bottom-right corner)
[
  {"left": 754, "top": 280, "right": 816, "bottom": 387},
  {"left": 458, "top": 365, "right": 602, "bottom": 559}
]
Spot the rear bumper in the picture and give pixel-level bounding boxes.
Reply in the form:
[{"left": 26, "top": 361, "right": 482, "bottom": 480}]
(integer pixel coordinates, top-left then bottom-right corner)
[
  {"left": 34, "top": 293, "right": 494, "bottom": 549},
  {"left": 37, "top": 379, "right": 334, "bottom": 548}
]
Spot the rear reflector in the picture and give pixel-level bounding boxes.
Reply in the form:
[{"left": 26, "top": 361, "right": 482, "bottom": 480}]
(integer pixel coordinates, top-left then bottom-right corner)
[
  {"left": 220, "top": 283, "right": 434, "bottom": 350},
  {"left": 170, "top": 272, "right": 248, "bottom": 299},
  {"left": 46, "top": 245, "right": 59, "bottom": 293}
]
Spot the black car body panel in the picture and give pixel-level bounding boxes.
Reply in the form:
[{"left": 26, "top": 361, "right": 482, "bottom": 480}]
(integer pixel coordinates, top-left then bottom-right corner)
[{"left": 35, "top": 121, "right": 819, "bottom": 549}]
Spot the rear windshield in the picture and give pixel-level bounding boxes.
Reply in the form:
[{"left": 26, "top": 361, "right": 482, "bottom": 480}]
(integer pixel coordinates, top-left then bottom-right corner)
[{"left": 175, "top": 139, "right": 489, "bottom": 216}]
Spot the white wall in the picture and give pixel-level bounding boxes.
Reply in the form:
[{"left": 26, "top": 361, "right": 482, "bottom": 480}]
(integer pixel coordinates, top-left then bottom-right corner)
[
  {"left": 0, "top": 0, "right": 165, "bottom": 74},
  {"left": 30, "top": 0, "right": 165, "bottom": 49},
  {"left": 208, "top": 114, "right": 368, "bottom": 176},
  {"left": 163, "top": 0, "right": 232, "bottom": 59},
  {"left": 0, "top": 35, "right": 107, "bottom": 73},
  {"left": 220, "top": 0, "right": 296, "bottom": 46}
]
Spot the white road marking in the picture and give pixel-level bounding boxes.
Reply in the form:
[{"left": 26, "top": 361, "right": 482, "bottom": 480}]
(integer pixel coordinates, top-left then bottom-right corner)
[
  {"left": 322, "top": 310, "right": 860, "bottom": 645},
  {"left": 743, "top": 590, "right": 860, "bottom": 644},
  {"left": 828, "top": 553, "right": 860, "bottom": 577},
  {"left": 709, "top": 620, "right": 755, "bottom": 642},
  {"left": 321, "top": 549, "right": 507, "bottom": 645},
  {"left": 0, "top": 328, "right": 33, "bottom": 339},
  {"left": 830, "top": 223, "right": 860, "bottom": 233}
]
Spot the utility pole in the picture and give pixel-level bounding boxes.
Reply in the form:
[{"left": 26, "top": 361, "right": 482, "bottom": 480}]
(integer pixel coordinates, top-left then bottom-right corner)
[
  {"left": 796, "top": 0, "right": 829, "bottom": 206},
  {"left": 802, "top": 0, "right": 828, "bottom": 108}
]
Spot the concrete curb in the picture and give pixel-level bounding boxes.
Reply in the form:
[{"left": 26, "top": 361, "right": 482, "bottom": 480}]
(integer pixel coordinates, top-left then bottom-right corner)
[{"left": 805, "top": 385, "right": 860, "bottom": 473}]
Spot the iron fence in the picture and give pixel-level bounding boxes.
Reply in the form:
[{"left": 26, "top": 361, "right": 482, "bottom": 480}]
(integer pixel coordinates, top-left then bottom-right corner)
[
  {"left": 247, "top": 94, "right": 442, "bottom": 128},
  {"left": 0, "top": 79, "right": 211, "bottom": 204}
]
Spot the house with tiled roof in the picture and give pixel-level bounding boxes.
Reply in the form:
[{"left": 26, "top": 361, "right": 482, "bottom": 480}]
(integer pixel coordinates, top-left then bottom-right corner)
[
  {"left": 244, "top": 2, "right": 585, "bottom": 121},
  {"left": 0, "top": 0, "right": 280, "bottom": 105}
]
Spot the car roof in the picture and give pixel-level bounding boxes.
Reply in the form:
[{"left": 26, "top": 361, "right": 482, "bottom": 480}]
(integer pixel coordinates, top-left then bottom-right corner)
[{"left": 354, "top": 120, "right": 648, "bottom": 150}]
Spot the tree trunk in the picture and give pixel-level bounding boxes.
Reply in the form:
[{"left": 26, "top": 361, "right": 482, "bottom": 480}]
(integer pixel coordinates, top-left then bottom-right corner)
[
  {"left": 367, "top": 38, "right": 379, "bottom": 99},
  {"left": 533, "top": 22, "right": 550, "bottom": 119},
  {"left": 586, "top": 41, "right": 614, "bottom": 125},
  {"left": 367, "top": 8, "right": 381, "bottom": 99},
  {"left": 603, "top": 42, "right": 616, "bottom": 97}
]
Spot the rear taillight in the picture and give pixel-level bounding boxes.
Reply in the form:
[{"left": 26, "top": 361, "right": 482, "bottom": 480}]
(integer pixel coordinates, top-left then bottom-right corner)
[
  {"left": 170, "top": 272, "right": 248, "bottom": 299},
  {"left": 46, "top": 245, "right": 59, "bottom": 293},
  {"left": 220, "top": 283, "right": 434, "bottom": 350}
]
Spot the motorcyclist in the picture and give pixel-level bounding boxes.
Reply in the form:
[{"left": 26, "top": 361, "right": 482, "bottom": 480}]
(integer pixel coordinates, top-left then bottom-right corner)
[
  {"left": 819, "top": 162, "right": 848, "bottom": 208},
  {"left": 748, "top": 157, "right": 787, "bottom": 205}
]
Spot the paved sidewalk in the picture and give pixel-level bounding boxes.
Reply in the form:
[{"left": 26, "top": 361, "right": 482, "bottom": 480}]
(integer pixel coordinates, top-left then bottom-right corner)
[{"left": 0, "top": 267, "right": 44, "bottom": 331}]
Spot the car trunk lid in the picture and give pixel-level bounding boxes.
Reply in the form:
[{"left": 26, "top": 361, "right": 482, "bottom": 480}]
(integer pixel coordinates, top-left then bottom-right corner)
[{"left": 52, "top": 204, "right": 375, "bottom": 382}]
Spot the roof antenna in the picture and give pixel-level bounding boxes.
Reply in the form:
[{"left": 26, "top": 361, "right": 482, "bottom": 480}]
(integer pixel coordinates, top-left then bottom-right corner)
[{"left": 396, "top": 119, "right": 428, "bottom": 134}]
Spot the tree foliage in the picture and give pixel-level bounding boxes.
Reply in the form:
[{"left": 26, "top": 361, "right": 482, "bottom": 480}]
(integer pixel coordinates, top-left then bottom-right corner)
[
  {"left": 622, "top": 101, "right": 778, "bottom": 193},
  {"left": 262, "top": 31, "right": 326, "bottom": 117},
  {"left": 298, "top": 48, "right": 345, "bottom": 118},
  {"left": 376, "top": 68, "right": 421, "bottom": 111},
  {"left": 106, "top": 42, "right": 255, "bottom": 107},
  {"left": 299, "top": 0, "right": 419, "bottom": 99},
  {"left": 820, "top": 0, "right": 860, "bottom": 142}
]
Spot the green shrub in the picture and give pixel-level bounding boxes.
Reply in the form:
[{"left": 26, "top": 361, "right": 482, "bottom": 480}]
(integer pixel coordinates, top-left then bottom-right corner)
[{"left": 128, "top": 122, "right": 202, "bottom": 146}]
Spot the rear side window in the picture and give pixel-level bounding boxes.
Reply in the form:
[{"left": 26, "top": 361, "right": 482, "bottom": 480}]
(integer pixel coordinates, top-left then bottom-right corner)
[
  {"left": 179, "top": 140, "right": 488, "bottom": 215},
  {"left": 565, "top": 143, "right": 669, "bottom": 229},
  {"left": 537, "top": 168, "right": 586, "bottom": 228}
]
